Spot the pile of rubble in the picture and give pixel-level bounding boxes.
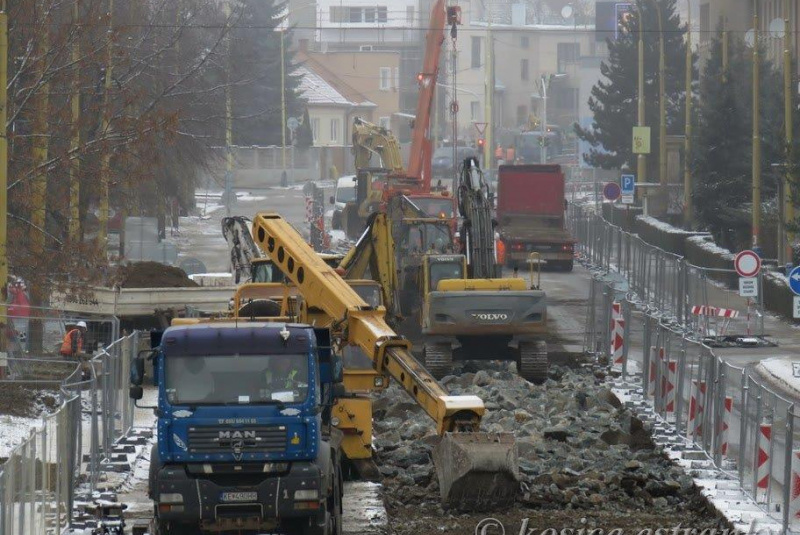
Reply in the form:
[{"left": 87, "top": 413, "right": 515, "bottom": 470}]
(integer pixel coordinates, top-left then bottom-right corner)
[{"left": 373, "top": 363, "right": 729, "bottom": 533}]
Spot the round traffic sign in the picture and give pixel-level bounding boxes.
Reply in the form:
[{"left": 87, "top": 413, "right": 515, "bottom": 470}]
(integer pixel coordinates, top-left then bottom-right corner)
[
  {"left": 603, "top": 182, "right": 621, "bottom": 202},
  {"left": 789, "top": 266, "right": 800, "bottom": 296},
  {"left": 734, "top": 250, "right": 761, "bottom": 278}
]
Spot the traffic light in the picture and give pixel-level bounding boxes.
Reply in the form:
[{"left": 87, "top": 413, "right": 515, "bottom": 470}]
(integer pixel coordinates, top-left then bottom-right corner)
[{"left": 477, "top": 138, "right": 485, "bottom": 149}]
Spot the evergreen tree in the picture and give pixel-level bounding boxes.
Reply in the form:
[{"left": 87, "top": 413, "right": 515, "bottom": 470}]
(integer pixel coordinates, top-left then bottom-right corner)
[
  {"left": 230, "top": 0, "right": 305, "bottom": 146},
  {"left": 691, "top": 31, "right": 783, "bottom": 249},
  {"left": 575, "top": 0, "right": 693, "bottom": 176}
]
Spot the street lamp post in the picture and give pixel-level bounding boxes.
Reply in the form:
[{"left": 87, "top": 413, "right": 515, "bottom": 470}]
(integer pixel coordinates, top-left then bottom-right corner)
[
  {"left": 636, "top": 1, "right": 647, "bottom": 187},
  {"left": 537, "top": 73, "right": 566, "bottom": 164},
  {"left": 783, "top": 0, "right": 794, "bottom": 263},
  {"left": 752, "top": 0, "right": 761, "bottom": 249},
  {"left": 684, "top": 0, "right": 693, "bottom": 227}
]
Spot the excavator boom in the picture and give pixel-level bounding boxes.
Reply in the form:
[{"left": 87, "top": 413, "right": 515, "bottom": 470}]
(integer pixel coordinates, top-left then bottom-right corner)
[{"left": 251, "top": 212, "right": 519, "bottom": 510}]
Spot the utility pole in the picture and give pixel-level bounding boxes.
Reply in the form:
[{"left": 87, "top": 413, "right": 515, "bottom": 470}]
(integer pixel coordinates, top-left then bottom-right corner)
[
  {"left": 636, "top": 1, "right": 647, "bottom": 186},
  {"left": 0, "top": 1, "right": 7, "bottom": 318},
  {"left": 280, "top": 29, "right": 287, "bottom": 178},
  {"left": 31, "top": 5, "right": 51, "bottom": 260},
  {"left": 224, "top": 2, "right": 234, "bottom": 216},
  {"left": 98, "top": 0, "right": 114, "bottom": 248},
  {"left": 69, "top": 1, "right": 82, "bottom": 244},
  {"left": 484, "top": 21, "right": 494, "bottom": 176},
  {"left": 783, "top": 0, "right": 794, "bottom": 263},
  {"left": 541, "top": 75, "right": 549, "bottom": 164},
  {"left": 752, "top": 0, "right": 761, "bottom": 249},
  {"left": 683, "top": 0, "right": 693, "bottom": 227}
]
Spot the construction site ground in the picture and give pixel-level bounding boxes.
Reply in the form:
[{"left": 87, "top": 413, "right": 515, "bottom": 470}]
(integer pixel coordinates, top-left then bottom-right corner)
[{"left": 93, "top": 182, "right": 760, "bottom": 534}]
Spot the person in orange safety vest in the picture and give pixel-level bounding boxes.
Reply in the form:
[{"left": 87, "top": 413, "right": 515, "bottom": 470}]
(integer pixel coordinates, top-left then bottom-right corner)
[{"left": 60, "top": 321, "right": 87, "bottom": 358}]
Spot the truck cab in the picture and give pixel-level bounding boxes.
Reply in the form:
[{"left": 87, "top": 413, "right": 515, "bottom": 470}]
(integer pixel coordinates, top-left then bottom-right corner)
[{"left": 131, "top": 322, "right": 343, "bottom": 535}]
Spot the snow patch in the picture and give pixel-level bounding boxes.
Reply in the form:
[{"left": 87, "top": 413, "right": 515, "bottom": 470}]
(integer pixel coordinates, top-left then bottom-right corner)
[
  {"left": 686, "top": 235, "right": 735, "bottom": 261},
  {"left": 636, "top": 215, "right": 701, "bottom": 235},
  {"left": 756, "top": 358, "right": 800, "bottom": 399},
  {"left": 0, "top": 415, "right": 40, "bottom": 459}
]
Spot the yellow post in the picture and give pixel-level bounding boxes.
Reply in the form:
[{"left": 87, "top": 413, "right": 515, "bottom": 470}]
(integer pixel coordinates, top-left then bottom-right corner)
[
  {"left": 784, "top": 0, "right": 794, "bottom": 262},
  {"left": 69, "top": 0, "right": 81, "bottom": 243},
  {"left": 280, "top": 29, "right": 287, "bottom": 174},
  {"left": 31, "top": 7, "right": 50, "bottom": 259},
  {"left": 484, "top": 25, "right": 494, "bottom": 172},
  {"left": 636, "top": 1, "right": 647, "bottom": 186},
  {"left": 752, "top": 1, "right": 761, "bottom": 249},
  {"left": 0, "top": 2, "right": 7, "bottom": 319},
  {"left": 98, "top": 0, "right": 114, "bottom": 248},
  {"left": 683, "top": 0, "right": 693, "bottom": 227},
  {"left": 656, "top": 5, "right": 667, "bottom": 194}
]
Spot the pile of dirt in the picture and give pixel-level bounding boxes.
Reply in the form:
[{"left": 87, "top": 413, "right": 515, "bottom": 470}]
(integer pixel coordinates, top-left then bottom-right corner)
[
  {"left": 0, "top": 383, "right": 59, "bottom": 418},
  {"left": 116, "top": 262, "right": 199, "bottom": 288}
]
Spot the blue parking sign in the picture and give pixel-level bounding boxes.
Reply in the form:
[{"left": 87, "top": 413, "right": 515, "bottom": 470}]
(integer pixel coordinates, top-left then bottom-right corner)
[{"left": 621, "top": 174, "right": 635, "bottom": 194}]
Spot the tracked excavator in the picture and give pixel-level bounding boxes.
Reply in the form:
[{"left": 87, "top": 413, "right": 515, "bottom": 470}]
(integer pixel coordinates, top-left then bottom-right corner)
[
  {"left": 251, "top": 212, "right": 520, "bottom": 510},
  {"left": 339, "top": 159, "right": 549, "bottom": 383}
]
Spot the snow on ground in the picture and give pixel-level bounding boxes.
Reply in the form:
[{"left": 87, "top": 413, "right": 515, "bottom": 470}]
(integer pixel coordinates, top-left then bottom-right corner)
[
  {"left": 756, "top": 357, "right": 800, "bottom": 399},
  {"left": 686, "top": 235, "right": 736, "bottom": 260},
  {"left": 0, "top": 415, "right": 40, "bottom": 458}
]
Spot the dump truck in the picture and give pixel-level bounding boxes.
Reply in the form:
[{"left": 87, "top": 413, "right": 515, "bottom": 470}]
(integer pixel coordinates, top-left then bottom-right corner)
[
  {"left": 130, "top": 323, "right": 344, "bottom": 535},
  {"left": 496, "top": 164, "right": 575, "bottom": 272},
  {"left": 250, "top": 212, "right": 520, "bottom": 510}
]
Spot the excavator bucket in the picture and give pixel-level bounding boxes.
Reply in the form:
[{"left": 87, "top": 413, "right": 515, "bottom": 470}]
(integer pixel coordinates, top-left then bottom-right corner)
[{"left": 432, "top": 432, "right": 520, "bottom": 511}]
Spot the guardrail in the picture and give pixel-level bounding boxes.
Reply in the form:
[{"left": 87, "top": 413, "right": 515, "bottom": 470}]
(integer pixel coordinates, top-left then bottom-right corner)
[
  {"left": 574, "top": 202, "right": 798, "bottom": 533},
  {"left": 0, "top": 331, "right": 142, "bottom": 534}
]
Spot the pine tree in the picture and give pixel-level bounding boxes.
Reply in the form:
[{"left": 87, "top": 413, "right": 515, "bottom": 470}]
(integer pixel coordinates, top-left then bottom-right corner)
[
  {"left": 691, "top": 31, "right": 783, "bottom": 249},
  {"left": 575, "top": 0, "right": 692, "bottom": 176},
  {"left": 230, "top": 0, "right": 306, "bottom": 147}
]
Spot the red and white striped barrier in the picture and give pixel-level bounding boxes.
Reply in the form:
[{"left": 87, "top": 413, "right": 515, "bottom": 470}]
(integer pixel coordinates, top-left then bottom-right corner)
[
  {"left": 687, "top": 380, "right": 707, "bottom": 440},
  {"left": 664, "top": 360, "right": 677, "bottom": 415},
  {"left": 721, "top": 396, "right": 732, "bottom": 457},
  {"left": 757, "top": 423, "right": 772, "bottom": 498},
  {"left": 690, "top": 306, "right": 740, "bottom": 318},
  {"left": 790, "top": 449, "right": 800, "bottom": 521},
  {"left": 610, "top": 302, "right": 625, "bottom": 367},
  {"left": 647, "top": 346, "right": 658, "bottom": 397}
]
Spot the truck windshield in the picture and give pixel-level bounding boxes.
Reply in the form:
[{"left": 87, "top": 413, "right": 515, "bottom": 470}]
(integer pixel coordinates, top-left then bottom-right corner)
[
  {"left": 252, "top": 262, "right": 287, "bottom": 284},
  {"left": 165, "top": 354, "right": 309, "bottom": 406},
  {"left": 429, "top": 261, "right": 464, "bottom": 291},
  {"left": 336, "top": 186, "right": 355, "bottom": 203},
  {"left": 408, "top": 198, "right": 455, "bottom": 219}
]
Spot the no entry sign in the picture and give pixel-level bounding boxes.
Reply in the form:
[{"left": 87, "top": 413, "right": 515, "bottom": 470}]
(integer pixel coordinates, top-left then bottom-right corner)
[{"left": 734, "top": 250, "right": 761, "bottom": 278}]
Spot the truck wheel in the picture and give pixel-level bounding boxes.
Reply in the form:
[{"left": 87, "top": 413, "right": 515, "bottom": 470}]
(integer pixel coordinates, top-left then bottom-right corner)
[
  {"left": 561, "top": 259, "right": 574, "bottom": 272},
  {"left": 423, "top": 343, "right": 453, "bottom": 379},
  {"left": 518, "top": 340, "right": 548, "bottom": 384}
]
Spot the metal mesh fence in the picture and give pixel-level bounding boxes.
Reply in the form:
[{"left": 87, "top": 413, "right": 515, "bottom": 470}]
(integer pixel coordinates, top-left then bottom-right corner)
[
  {"left": 572, "top": 202, "right": 799, "bottom": 532},
  {"left": 0, "top": 330, "right": 141, "bottom": 534}
]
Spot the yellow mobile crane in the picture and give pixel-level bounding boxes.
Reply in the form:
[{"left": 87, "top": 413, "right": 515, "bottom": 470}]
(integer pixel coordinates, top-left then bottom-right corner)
[{"left": 251, "top": 212, "right": 519, "bottom": 510}]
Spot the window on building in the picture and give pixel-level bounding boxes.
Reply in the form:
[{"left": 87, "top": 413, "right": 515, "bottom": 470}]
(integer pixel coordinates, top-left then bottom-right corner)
[
  {"left": 393, "top": 67, "right": 399, "bottom": 90},
  {"left": 516, "top": 105, "right": 528, "bottom": 127},
  {"left": 406, "top": 5, "right": 415, "bottom": 24},
  {"left": 521, "top": 59, "right": 529, "bottom": 80},
  {"left": 557, "top": 43, "right": 580, "bottom": 73},
  {"left": 312, "top": 118, "right": 320, "bottom": 143},
  {"left": 379, "top": 67, "right": 391, "bottom": 90},
  {"left": 471, "top": 36, "right": 481, "bottom": 69},
  {"left": 520, "top": 36, "right": 529, "bottom": 48},
  {"left": 699, "top": 4, "right": 710, "bottom": 43},
  {"left": 379, "top": 116, "right": 390, "bottom": 129},
  {"left": 554, "top": 87, "right": 579, "bottom": 110},
  {"left": 364, "top": 7, "right": 375, "bottom": 22},
  {"left": 330, "top": 6, "right": 345, "bottom": 22},
  {"left": 330, "top": 118, "right": 340, "bottom": 143},
  {"left": 377, "top": 6, "right": 387, "bottom": 23},
  {"left": 470, "top": 101, "right": 480, "bottom": 121},
  {"left": 349, "top": 7, "right": 363, "bottom": 22}
]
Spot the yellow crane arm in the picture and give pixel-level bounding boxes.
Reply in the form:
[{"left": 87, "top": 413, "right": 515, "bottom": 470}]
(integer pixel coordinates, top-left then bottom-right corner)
[{"left": 252, "top": 212, "right": 484, "bottom": 434}]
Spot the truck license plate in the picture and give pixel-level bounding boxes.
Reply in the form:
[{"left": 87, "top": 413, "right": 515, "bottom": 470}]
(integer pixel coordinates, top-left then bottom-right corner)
[{"left": 220, "top": 491, "right": 258, "bottom": 502}]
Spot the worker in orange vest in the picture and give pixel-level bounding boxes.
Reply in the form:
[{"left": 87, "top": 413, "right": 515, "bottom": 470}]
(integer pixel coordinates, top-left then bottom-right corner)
[
  {"left": 505, "top": 145, "right": 515, "bottom": 163},
  {"left": 496, "top": 237, "right": 506, "bottom": 266},
  {"left": 60, "top": 320, "right": 87, "bottom": 358}
]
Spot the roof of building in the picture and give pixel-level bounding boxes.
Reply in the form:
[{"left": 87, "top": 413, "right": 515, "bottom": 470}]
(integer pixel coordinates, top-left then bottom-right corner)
[{"left": 295, "top": 52, "right": 376, "bottom": 109}]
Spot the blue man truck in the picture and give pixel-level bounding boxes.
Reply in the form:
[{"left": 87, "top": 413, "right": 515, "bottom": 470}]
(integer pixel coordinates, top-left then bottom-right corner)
[{"left": 130, "top": 322, "right": 344, "bottom": 535}]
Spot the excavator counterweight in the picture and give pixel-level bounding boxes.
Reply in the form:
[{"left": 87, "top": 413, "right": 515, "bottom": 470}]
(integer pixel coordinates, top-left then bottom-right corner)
[{"left": 251, "top": 212, "right": 519, "bottom": 510}]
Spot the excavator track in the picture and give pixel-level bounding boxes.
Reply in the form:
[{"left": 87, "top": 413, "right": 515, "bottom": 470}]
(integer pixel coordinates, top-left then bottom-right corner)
[
  {"left": 518, "top": 340, "right": 549, "bottom": 384},
  {"left": 423, "top": 342, "right": 453, "bottom": 379}
]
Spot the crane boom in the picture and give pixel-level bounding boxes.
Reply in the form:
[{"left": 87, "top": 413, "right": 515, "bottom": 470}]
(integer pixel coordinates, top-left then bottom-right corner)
[
  {"left": 406, "top": 0, "right": 451, "bottom": 189},
  {"left": 252, "top": 212, "right": 482, "bottom": 434},
  {"left": 251, "top": 212, "right": 520, "bottom": 510}
]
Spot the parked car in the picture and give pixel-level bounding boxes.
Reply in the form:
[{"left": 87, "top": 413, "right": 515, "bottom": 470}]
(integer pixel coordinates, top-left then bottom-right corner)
[{"left": 432, "top": 146, "right": 481, "bottom": 177}]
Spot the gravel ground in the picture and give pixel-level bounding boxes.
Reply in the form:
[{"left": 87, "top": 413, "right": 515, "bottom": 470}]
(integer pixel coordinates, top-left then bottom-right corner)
[{"left": 373, "top": 362, "right": 731, "bottom": 535}]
